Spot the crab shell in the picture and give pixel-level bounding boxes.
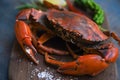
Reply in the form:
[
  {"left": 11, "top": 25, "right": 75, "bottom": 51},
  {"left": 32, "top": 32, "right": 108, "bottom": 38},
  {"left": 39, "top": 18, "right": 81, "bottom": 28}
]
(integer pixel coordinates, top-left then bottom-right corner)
[
  {"left": 15, "top": 8, "right": 119, "bottom": 76},
  {"left": 45, "top": 9, "right": 108, "bottom": 46}
]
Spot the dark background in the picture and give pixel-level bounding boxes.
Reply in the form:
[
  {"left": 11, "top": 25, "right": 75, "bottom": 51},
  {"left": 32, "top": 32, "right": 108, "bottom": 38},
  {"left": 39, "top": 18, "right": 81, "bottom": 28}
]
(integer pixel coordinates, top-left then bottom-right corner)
[{"left": 0, "top": 0, "right": 120, "bottom": 80}]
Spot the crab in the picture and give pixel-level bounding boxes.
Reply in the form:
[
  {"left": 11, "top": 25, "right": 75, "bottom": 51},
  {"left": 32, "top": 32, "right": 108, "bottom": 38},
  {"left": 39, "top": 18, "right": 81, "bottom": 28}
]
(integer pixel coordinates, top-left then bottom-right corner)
[{"left": 15, "top": 8, "right": 120, "bottom": 76}]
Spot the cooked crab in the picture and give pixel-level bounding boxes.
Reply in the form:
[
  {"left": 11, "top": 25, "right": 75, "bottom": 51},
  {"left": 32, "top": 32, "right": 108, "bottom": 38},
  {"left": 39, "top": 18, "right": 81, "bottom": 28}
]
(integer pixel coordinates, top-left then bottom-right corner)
[{"left": 15, "top": 8, "right": 119, "bottom": 76}]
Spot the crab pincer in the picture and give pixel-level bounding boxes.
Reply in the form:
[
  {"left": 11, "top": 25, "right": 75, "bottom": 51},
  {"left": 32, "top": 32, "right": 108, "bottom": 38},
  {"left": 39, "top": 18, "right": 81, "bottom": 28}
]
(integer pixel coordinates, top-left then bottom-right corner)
[
  {"left": 45, "top": 44, "right": 118, "bottom": 76},
  {"left": 15, "top": 20, "right": 39, "bottom": 64}
]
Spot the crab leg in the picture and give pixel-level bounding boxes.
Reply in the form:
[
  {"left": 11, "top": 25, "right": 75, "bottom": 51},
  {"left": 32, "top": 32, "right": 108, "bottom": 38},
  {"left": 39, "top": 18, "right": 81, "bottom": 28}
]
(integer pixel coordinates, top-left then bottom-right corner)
[
  {"left": 45, "top": 53, "right": 65, "bottom": 66},
  {"left": 15, "top": 20, "right": 39, "bottom": 64},
  {"left": 37, "top": 33, "right": 69, "bottom": 55},
  {"left": 104, "top": 31, "right": 120, "bottom": 44},
  {"left": 66, "top": 43, "right": 78, "bottom": 59},
  {"left": 111, "top": 32, "right": 120, "bottom": 44},
  {"left": 98, "top": 44, "right": 119, "bottom": 63},
  {"left": 45, "top": 44, "right": 118, "bottom": 76},
  {"left": 38, "top": 33, "right": 54, "bottom": 44},
  {"left": 45, "top": 53, "right": 108, "bottom": 76}
]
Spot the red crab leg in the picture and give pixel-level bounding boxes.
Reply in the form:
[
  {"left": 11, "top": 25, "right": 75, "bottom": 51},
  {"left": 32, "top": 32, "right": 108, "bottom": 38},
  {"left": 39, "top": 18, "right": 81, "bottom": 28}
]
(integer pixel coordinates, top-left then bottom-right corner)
[
  {"left": 45, "top": 44, "right": 118, "bottom": 76},
  {"left": 45, "top": 53, "right": 108, "bottom": 76},
  {"left": 66, "top": 43, "right": 78, "bottom": 59},
  {"left": 104, "top": 31, "right": 120, "bottom": 44},
  {"left": 37, "top": 33, "right": 69, "bottom": 55},
  {"left": 38, "top": 33, "right": 54, "bottom": 44},
  {"left": 45, "top": 52, "right": 65, "bottom": 66},
  {"left": 15, "top": 20, "right": 39, "bottom": 64},
  {"left": 99, "top": 44, "right": 119, "bottom": 63},
  {"left": 111, "top": 32, "right": 120, "bottom": 44}
]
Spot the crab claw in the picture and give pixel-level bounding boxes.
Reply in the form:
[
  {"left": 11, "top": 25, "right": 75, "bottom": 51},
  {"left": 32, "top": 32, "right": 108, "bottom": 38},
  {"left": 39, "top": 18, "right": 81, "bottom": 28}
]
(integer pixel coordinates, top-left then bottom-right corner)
[
  {"left": 45, "top": 53, "right": 109, "bottom": 76},
  {"left": 57, "top": 55, "right": 109, "bottom": 76},
  {"left": 45, "top": 43, "right": 119, "bottom": 76},
  {"left": 15, "top": 20, "right": 39, "bottom": 64},
  {"left": 99, "top": 44, "right": 119, "bottom": 63}
]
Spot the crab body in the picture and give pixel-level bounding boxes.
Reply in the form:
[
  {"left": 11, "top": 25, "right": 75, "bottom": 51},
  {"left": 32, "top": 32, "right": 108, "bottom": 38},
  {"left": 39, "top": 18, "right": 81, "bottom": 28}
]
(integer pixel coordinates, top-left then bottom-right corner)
[
  {"left": 15, "top": 8, "right": 119, "bottom": 76},
  {"left": 46, "top": 9, "right": 109, "bottom": 48}
]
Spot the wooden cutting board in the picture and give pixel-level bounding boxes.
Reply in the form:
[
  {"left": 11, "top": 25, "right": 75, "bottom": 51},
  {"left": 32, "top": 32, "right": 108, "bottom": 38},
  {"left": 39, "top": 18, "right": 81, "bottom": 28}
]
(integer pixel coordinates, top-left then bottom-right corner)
[{"left": 9, "top": 16, "right": 118, "bottom": 80}]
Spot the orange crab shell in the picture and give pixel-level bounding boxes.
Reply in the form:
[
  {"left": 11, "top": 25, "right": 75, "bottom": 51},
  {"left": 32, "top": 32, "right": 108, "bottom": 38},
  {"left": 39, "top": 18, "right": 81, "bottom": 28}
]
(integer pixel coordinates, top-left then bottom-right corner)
[{"left": 46, "top": 9, "right": 108, "bottom": 44}]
